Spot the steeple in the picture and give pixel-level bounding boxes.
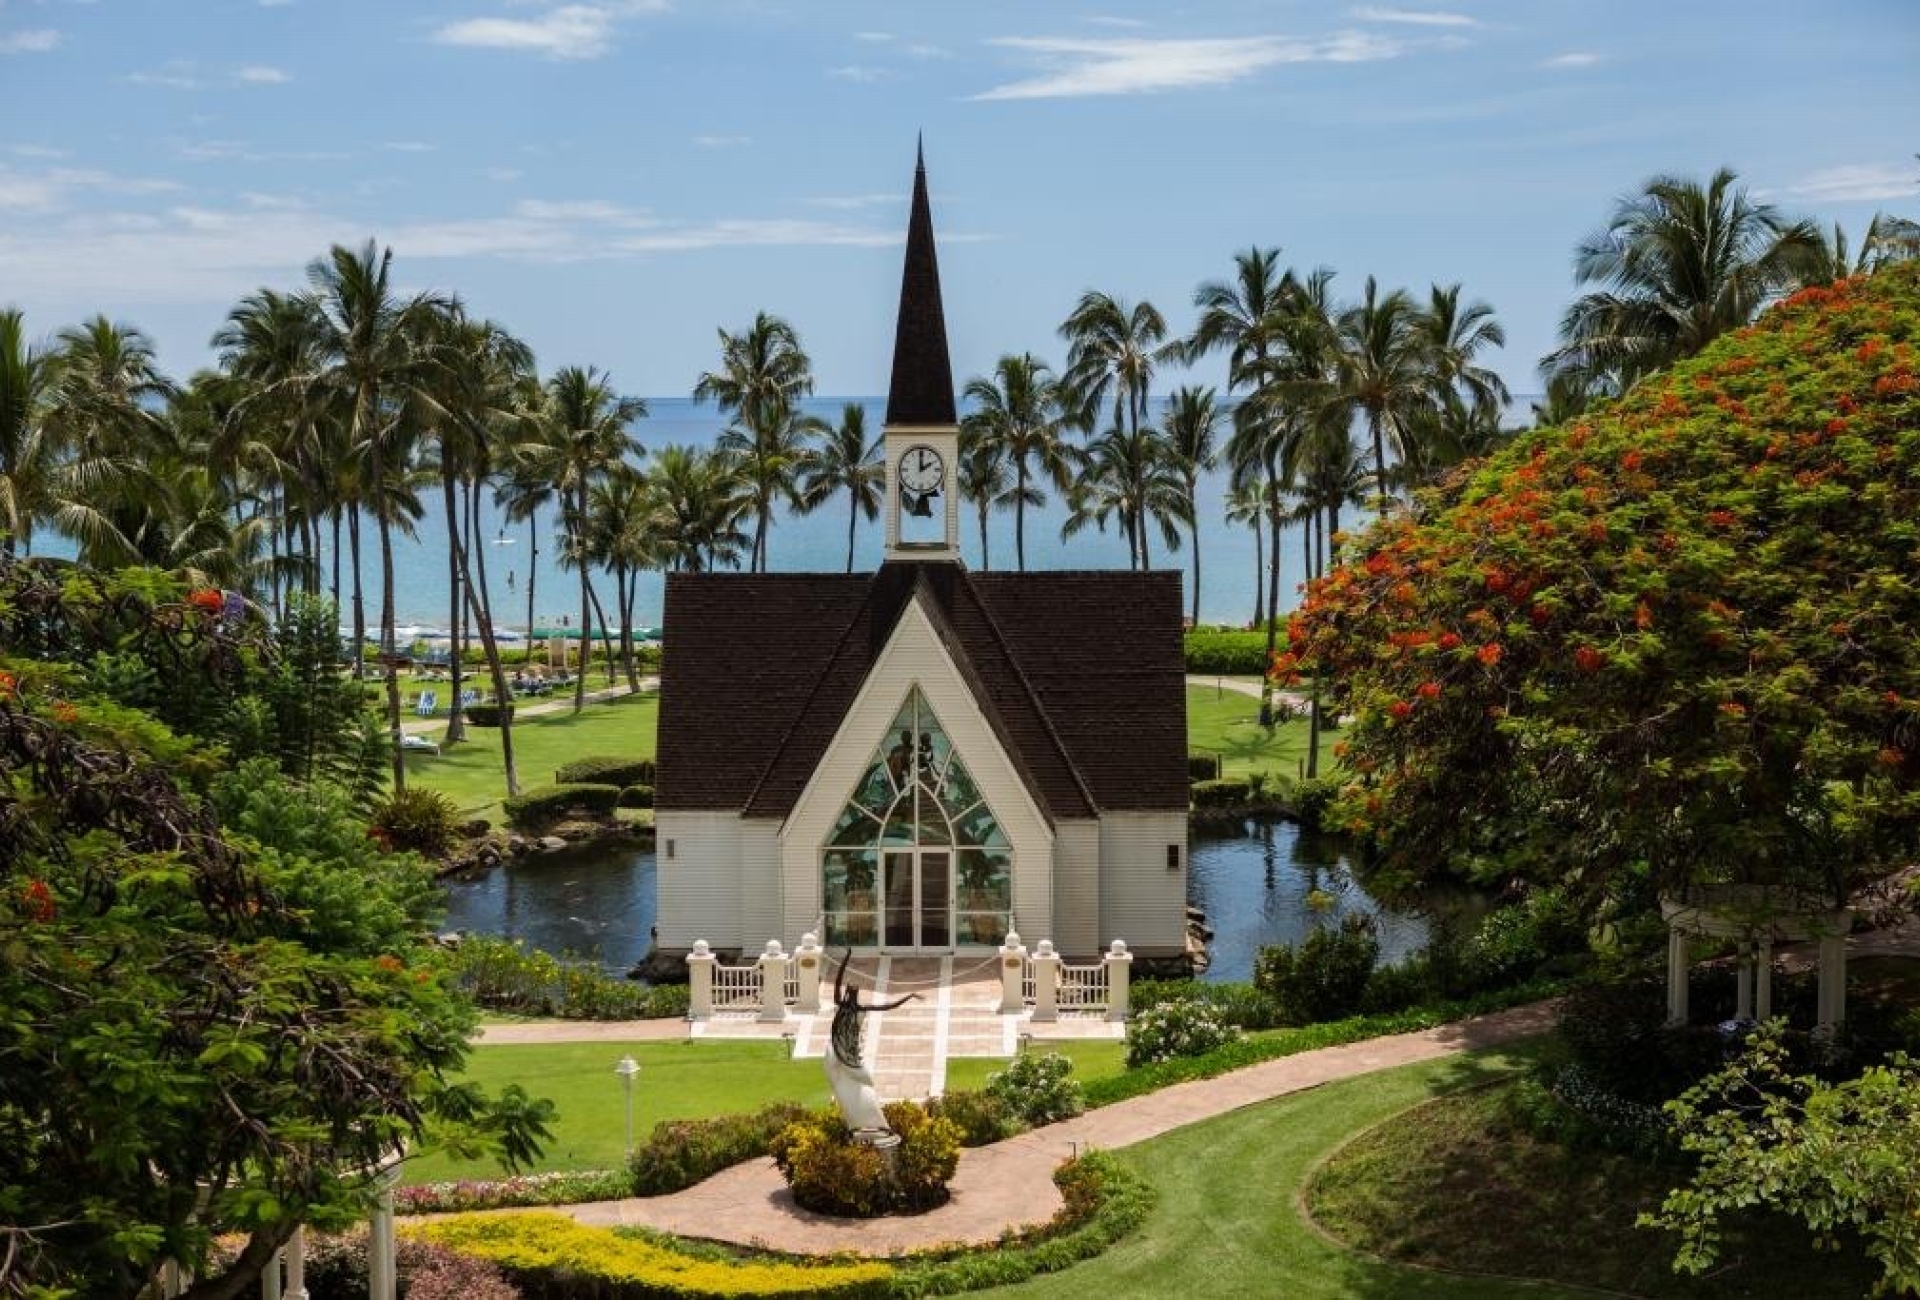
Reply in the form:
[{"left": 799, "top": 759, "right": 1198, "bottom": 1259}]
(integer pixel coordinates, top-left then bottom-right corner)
[{"left": 884, "top": 138, "right": 957, "bottom": 427}]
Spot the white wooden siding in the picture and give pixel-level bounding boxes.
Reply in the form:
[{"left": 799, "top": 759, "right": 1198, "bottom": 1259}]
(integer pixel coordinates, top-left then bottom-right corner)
[
  {"left": 779, "top": 592, "right": 1054, "bottom": 946},
  {"left": 737, "top": 819, "right": 783, "bottom": 944},
  {"left": 654, "top": 810, "right": 743, "bottom": 950},
  {"left": 1098, "top": 811, "right": 1188, "bottom": 955},
  {"left": 1050, "top": 820, "right": 1100, "bottom": 958}
]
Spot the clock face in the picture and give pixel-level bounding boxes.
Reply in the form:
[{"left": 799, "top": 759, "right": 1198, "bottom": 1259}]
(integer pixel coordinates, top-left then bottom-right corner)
[{"left": 899, "top": 444, "right": 945, "bottom": 495}]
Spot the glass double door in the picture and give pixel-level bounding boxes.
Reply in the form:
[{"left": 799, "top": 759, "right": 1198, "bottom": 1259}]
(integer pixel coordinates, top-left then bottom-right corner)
[{"left": 882, "top": 849, "right": 951, "bottom": 951}]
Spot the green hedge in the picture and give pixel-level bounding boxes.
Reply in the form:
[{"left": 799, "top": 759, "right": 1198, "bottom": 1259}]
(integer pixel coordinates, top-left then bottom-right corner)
[
  {"left": 1184, "top": 627, "right": 1274, "bottom": 675},
  {"left": 555, "top": 755, "right": 656, "bottom": 787},
  {"left": 630, "top": 1102, "right": 821, "bottom": 1196},
  {"left": 502, "top": 782, "right": 621, "bottom": 831},
  {"left": 1191, "top": 777, "right": 1255, "bottom": 807},
  {"left": 1187, "top": 752, "right": 1222, "bottom": 782},
  {"left": 465, "top": 702, "right": 514, "bottom": 727},
  {"left": 617, "top": 783, "right": 655, "bottom": 809}
]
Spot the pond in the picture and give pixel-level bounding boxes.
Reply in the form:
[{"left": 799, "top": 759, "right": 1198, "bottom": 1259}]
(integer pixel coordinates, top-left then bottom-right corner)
[{"left": 438, "top": 820, "right": 1426, "bottom": 982}]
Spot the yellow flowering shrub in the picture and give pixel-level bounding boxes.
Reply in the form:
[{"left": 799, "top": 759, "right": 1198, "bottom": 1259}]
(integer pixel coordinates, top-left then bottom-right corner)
[{"left": 406, "top": 1212, "right": 893, "bottom": 1298}]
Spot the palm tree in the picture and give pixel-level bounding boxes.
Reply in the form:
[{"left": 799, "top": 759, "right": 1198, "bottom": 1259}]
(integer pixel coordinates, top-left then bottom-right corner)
[
  {"left": 303, "top": 240, "right": 450, "bottom": 788},
  {"left": 537, "top": 365, "right": 645, "bottom": 713},
  {"left": 585, "top": 466, "right": 661, "bottom": 693},
  {"left": 1798, "top": 212, "right": 1920, "bottom": 283},
  {"left": 692, "top": 312, "right": 816, "bottom": 571},
  {"left": 1059, "top": 293, "right": 1170, "bottom": 442},
  {"left": 1331, "top": 276, "right": 1432, "bottom": 511},
  {"left": 43, "top": 316, "right": 177, "bottom": 568},
  {"left": 955, "top": 433, "right": 1016, "bottom": 572},
  {"left": 797, "top": 403, "right": 883, "bottom": 572},
  {"left": 0, "top": 309, "right": 56, "bottom": 557},
  {"left": 1064, "top": 423, "right": 1184, "bottom": 570},
  {"left": 647, "top": 444, "right": 748, "bottom": 573},
  {"left": 961, "top": 353, "right": 1074, "bottom": 571},
  {"left": 1222, "top": 478, "right": 1266, "bottom": 628},
  {"left": 1543, "top": 168, "right": 1823, "bottom": 395},
  {"left": 1160, "top": 386, "right": 1221, "bottom": 626}
]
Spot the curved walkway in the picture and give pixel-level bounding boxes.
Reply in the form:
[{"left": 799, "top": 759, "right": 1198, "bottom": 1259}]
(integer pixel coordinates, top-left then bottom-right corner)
[{"left": 545, "top": 1000, "right": 1557, "bottom": 1256}]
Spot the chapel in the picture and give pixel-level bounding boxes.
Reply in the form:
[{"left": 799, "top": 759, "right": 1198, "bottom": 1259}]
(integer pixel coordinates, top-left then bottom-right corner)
[{"left": 653, "top": 147, "right": 1189, "bottom": 966}]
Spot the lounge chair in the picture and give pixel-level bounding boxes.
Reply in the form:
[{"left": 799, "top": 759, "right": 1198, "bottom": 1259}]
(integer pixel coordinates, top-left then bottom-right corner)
[{"left": 414, "top": 690, "right": 437, "bottom": 716}]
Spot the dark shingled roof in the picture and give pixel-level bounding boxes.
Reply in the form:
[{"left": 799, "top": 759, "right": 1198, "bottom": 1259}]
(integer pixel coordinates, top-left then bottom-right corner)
[
  {"left": 883, "top": 141, "right": 957, "bottom": 427},
  {"left": 656, "top": 563, "right": 1188, "bottom": 818}
]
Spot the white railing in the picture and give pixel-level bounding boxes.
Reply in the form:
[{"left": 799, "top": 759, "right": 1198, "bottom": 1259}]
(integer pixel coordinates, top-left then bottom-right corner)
[
  {"left": 1058, "top": 962, "right": 1109, "bottom": 1013},
  {"left": 712, "top": 962, "right": 759, "bottom": 1011}
]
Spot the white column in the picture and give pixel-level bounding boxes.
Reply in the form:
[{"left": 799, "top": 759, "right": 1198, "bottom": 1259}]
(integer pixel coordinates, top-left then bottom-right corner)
[
  {"left": 285, "top": 1227, "right": 307, "bottom": 1300},
  {"left": 1104, "top": 939, "right": 1133, "bottom": 1022},
  {"left": 1755, "top": 938, "right": 1774, "bottom": 1021},
  {"left": 794, "top": 933, "right": 823, "bottom": 1014},
  {"left": 1735, "top": 941, "right": 1754, "bottom": 1021},
  {"left": 757, "top": 940, "right": 789, "bottom": 1023},
  {"left": 368, "top": 1167, "right": 397, "bottom": 1300},
  {"left": 1031, "top": 940, "right": 1061, "bottom": 1023},
  {"left": 1665, "top": 927, "right": 1690, "bottom": 1026},
  {"left": 998, "top": 931, "right": 1028, "bottom": 1014},
  {"left": 1816, "top": 933, "right": 1848, "bottom": 1035},
  {"left": 261, "top": 1247, "right": 282, "bottom": 1300},
  {"left": 685, "top": 941, "right": 715, "bottom": 1020}
]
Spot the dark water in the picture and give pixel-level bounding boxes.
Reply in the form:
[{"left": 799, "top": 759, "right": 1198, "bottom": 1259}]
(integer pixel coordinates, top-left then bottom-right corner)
[{"left": 438, "top": 822, "right": 1423, "bottom": 979}]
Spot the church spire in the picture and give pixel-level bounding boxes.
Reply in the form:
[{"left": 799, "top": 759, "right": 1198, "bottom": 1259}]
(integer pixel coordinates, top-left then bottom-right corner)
[{"left": 884, "top": 139, "right": 957, "bottom": 426}]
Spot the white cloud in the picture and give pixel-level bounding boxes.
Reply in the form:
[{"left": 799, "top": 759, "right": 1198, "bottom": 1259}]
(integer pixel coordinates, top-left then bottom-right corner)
[
  {"left": 1086, "top": 16, "right": 1148, "bottom": 29},
  {"left": 175, "top": 138, "right": 348, "bottom": 163},
  {"left": 1348, "top": 6, "right": 1478, "bottom": 26},
  {"left": 483, "top": 167, "right": 524, "bottom": 181},
  {"left": 382, "top": 140, "right": 437, "bottom": 153},
  {"left": 806, "top": 193, "right": 898, "bottom": 210},
  {"left": 259, "top": 0, "right": 295, "bottom": 7},
  {"left": 0, "top": 164, "right": 181, "bottom": 212},
  {"left": 10, "top": 144, "right": 68, "bottom": 158},
  {"left": 974, "top": 32, "right": 1402, "bottom": 100},
  {"left": 854, "top": 30, "right": 892, "bottom": 42},
  {"left": 235, "top": 64, "right": 290, "bottom": 84},
  {"left": 1787, "top": 163, "right": 1918, "bottom": 203},
  {"left": 130, "top": 61, "right": 203, "bottom": 89},
  {"left": 433, "top": 1, "right": 666, "bottom": 60},
  {"left": 692, "top": 133, "right": 750, "bottom": 147},
  {"left": 1541, "top": 51, "right": 1600, "bottom": 68},
  {"left": 0, "top": 28, "right": 61, "bottom": 54},
  {"left": 828, "top": 64, "right": 893, "bottom": 82}
]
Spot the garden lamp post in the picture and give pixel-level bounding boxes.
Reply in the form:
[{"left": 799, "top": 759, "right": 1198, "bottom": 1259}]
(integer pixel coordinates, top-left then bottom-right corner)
[{"left": 615, "top": 1056, "right": 641, "bottom": 1156}]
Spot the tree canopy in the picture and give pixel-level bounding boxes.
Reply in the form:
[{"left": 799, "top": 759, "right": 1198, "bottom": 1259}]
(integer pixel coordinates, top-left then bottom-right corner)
[{"left": 1286, "top": 264, "right": 1920, "bottom": 916}]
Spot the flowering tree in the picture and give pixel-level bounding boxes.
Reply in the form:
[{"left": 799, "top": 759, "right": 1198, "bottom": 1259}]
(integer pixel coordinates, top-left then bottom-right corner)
[{"left": 1283, "top": 265, "right": 1920, "bottom": 916}]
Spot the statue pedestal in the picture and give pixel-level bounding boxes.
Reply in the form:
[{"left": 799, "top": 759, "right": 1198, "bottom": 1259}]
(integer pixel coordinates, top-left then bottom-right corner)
[{"left": 850, "top": 1128, "right": 901, "bottom": 1151}]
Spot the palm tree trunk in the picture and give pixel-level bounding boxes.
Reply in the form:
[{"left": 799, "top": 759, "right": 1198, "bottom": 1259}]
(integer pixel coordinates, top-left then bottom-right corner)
[
  {"left": 575, "top": 482, "right": 590, "bottom": 714},
  {"left": 266, "top": 490, "right": 283, "bottom": 624},
  {"left": 1251, "top": 507, "right": 1264, "bottom": 627},
  {"left": 376, "top": 503, "right": 405, "bottom": 792},
  {"left": 525, "top": 509, "right": 538, "bottom": 657},
  {"left": 1185, "top": 468, "right": 1201, "bottom": 626},
  {"left": 1305, "top": 508, "right": 1322, "bottom": 778},
  {"left": 1015, "top": 461, "right": 1028, "bottom": 571},
  {"left": 616, "top": 559, "right": 638, "bottom": 693},
  {"left": 586, "top": 575, "right": 618, "bottom": 687},
  {"left": 461, "top": 470, "right": 518, "bottom": 795},
  {"left": 845, "top": 487, "right": 857, "bottom": 573},
  {"left": 1369, "top": 410, "right": 1390, "bottom": 512},
  {"left": 329, "top": 507, "right": 341, "bottom": 611},
  {"left": 755, "top": 502, "right": 770, "bottom": 573},
  {"left": 441, "top": 458, "right": 468, "bottom": 745},
  {"left": 1259, "top": 456, "right": 1281, "bottom": 728},
  {"left": 977, "top": 500, "right": 990, "bottom": 572},
  {"left": 348, "top": 506, "right": 365, "bottom": 679}
]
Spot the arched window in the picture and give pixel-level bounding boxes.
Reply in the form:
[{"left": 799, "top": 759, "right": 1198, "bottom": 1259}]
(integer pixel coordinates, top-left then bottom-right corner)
[{"left": 821, "top": 689, "right": 1011, "bottom": 947}]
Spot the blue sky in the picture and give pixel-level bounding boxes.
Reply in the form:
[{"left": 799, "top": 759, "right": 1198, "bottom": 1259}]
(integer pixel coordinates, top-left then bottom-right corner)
[{"left": 2, "top": 0, "right": 1916, "bottom": 399}]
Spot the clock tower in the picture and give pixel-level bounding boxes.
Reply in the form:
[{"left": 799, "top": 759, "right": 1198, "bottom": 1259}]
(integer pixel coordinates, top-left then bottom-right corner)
[{"left": 883, "top": 141, "right": 961, "bottom": 562}]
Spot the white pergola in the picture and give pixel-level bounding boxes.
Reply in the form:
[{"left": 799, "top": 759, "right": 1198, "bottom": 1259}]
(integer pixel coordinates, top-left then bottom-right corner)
[{"left": 1660, "top": 885, "right": 1852, "bottom": 1032}]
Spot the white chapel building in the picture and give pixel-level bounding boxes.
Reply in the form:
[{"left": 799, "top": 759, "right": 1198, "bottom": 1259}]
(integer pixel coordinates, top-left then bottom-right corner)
[{"left": 652, "top": 149, "right": 1190, "bottom": 965}]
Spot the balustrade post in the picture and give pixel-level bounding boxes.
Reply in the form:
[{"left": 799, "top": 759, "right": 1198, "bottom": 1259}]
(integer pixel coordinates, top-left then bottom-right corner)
[
  {"left": 261, "top": 1246, "right": 281, "bottom": 1300},
  {"left": 1031, "top": 940, "right": 1061, "bottom": 1023},
  {"left": 1816, "top": 932, "right": 1848, "bottom": 1036},
  {"left": 1755, "top": 938, "right": 1774, "bottom": 1021},
  {"left": 1665, "top": 926, "right": 1690, "bottom": 1027},
  {"left": 368, "top": 1164, "right": 398, "bottom": 1300},
  {"left": 794, "top": 933, "right": 823, "bottom": 1014},
  {"left": 285, "top": 1227, "right": 307, "bottom": 1300},
  {"left": 757, "top": 940, "right": 789, "bottom": 1023},
  {"left": 686, "top": 940, "right": 715, "bottom": 1020},
  {"left": 998, "top": 931, "right": 1028, "bottom": 1014},
  {"left": 1104, "top": 939, "right": 1133, "bottom": 1022}
]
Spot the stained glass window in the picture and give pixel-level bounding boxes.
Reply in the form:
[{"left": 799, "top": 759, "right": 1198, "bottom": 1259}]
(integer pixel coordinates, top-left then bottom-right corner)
[{"left": 820, "top": 689, "right": 1011, "bottom": 947}]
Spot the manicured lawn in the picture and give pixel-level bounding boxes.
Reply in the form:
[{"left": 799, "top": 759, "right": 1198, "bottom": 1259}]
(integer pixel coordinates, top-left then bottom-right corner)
[
  {"left": 404, "top": 1039, "right": 827, "bottom": 1184},
  {"left": 1184, "top": 685, "right": 1322, "bottom": 781},
  {"left": 943, "top": 1041, "right": 1128, "bottom": 1093},
  {"left": 404, "top": 691, "right": 659, "bottom": 820},
  {"left": 976, "top": 1049, "right": 1567, "bottom": 1298},
  {"left": 1306, "top": 1079, "right": 1879, "bottom": 1298}
]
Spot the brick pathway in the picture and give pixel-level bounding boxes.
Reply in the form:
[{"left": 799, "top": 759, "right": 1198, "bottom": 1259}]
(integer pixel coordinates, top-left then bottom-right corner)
[{"left": 536, "top": 999, "right": 1558, "bottom": 1256}]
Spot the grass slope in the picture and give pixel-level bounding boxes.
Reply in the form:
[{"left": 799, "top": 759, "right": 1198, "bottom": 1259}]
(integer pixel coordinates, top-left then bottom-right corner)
[
  {"left": 404, "top": 691, "right": 659, "bottom": 820},
  {"left": 1184, "top": 685, "right": 1319, "bottom": 781},
  {"left": 1307, "top": 1079, "right": 1879, "bottom": 1298},
  {"left": 942, "top": 1041, "right": 1129, "bottom": 1093},
  {"left": 976, "top": 1049, "right": 1575, "bottom": 1298}
]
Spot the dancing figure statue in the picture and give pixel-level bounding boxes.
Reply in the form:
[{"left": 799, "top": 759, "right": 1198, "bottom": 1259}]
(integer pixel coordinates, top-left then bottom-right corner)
[{"left": 824, "top": 950, "right": 916, "bottom": 1138}]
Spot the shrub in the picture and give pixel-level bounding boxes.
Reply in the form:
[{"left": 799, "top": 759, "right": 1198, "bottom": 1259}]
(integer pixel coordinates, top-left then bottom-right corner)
[
  {"left": 1254, "top": 913, "right": 1380, "bottom": 1024},
  {"left": 1131, "top": 979, "right": 1285, "bottom": 1030},
  {"left": 446, "top": 935, "right": 684, "bottom": 1021},
  {"left": 465, "top": 703, "right": 513, "bottom": 727},
  {"left": 1183, "top": 627, "right": 1274, "bottom": 675},
  {"left": 407, "top": 1212, "right": 892, "bottom": 1297},
  {"left": 1186, "top": 752, "right": 1222, "bottom": 782},
  {"left": 300, "top": 1232, "right": 520, "bottom": 1300},
  {"left": 768, "top": 1102, "right": 962, "bottom": 1217},
  {"left": 555, "top": 755, "right": 656, "bottom": 787},
  {"left": 369, "top": 786, "right": 463, "bottom": 857},
  {"left": 923, "top": 1088, "right": 1021, "bottom": 1146},
  {"left": 396, "top": 1169, "right": 632, "bottom": 1214},
  {"left": 986, "top": 1051, "right": 1084, "bottom": 1125},
  {"left": 1125, "top": 998, "right": 1240, "bottom": 1068},
  {"left": 616, "top": 783, "right": 654, "bottom": 809},
  {"left": 1190, "top": 777, "right": 1255, "bottom": 808},
  {"left": 1555, "top": 975, "right": 1726, "bottom": 1106},
  {"left": 502, "top": 782, "right": 621, "bottom": 831},
  {"left": 1282, "top": 775, "right": 1341, "bottom": 831},
  {"left": 629, "top": 1102, "right": 817, "bottom": 1195}
]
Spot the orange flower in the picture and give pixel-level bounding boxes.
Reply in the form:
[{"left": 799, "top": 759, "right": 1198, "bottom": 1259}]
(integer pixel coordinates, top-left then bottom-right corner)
[
  {"left": 1574, "top": 646, "right": 1605, "bottom": 674},
  {"left": 21, "top": 879, "right": 54, "bottom": 923},
  {"left": 187, "top": 588, "right": 223, "bottom": 612},
  {"left": 1634, "top": 602, "right": 1654, "bottom": 631},
  {"left": 1885, "top": 691, "right": 1903, "bottom": 707},
  {"left": 51, "top": 701, "right": 78, "bottom": 724},
  {"left": 0, "top": 671, "right": 15, "bottom": 699},
  {"left": 1621, "top": 450, "right": 1643, "bottom": 472},
  {"left": 1477, "top": 642, "right": 1503, "bottom": 667},
  {"left": 1416, "top": 681, "right": 1442, "bottom": 700},
  {"left": 1529, "top": 604, "right": 1552, "bottom": 628},
  {"left": 1706, "top": 509, "right": 1737, "bottom": 529},
  {"left": 1879, "top": 747, "right": 1906, "bottom": 767},
  {"left": 1389, "top": 700, "right": 1414, "bottom": 720},
  {"left": 1719, "top": 701, "right": 1747, "bottom": 718},
  {"left": 1437, "top": 631, "right": 1462, "bottom": 651},
  {"left": 374, "top": 954, "right": 405, "bottom": 974},
  {"left": 1825, "top": 417, "right": 1847, "bottom": 436}
]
